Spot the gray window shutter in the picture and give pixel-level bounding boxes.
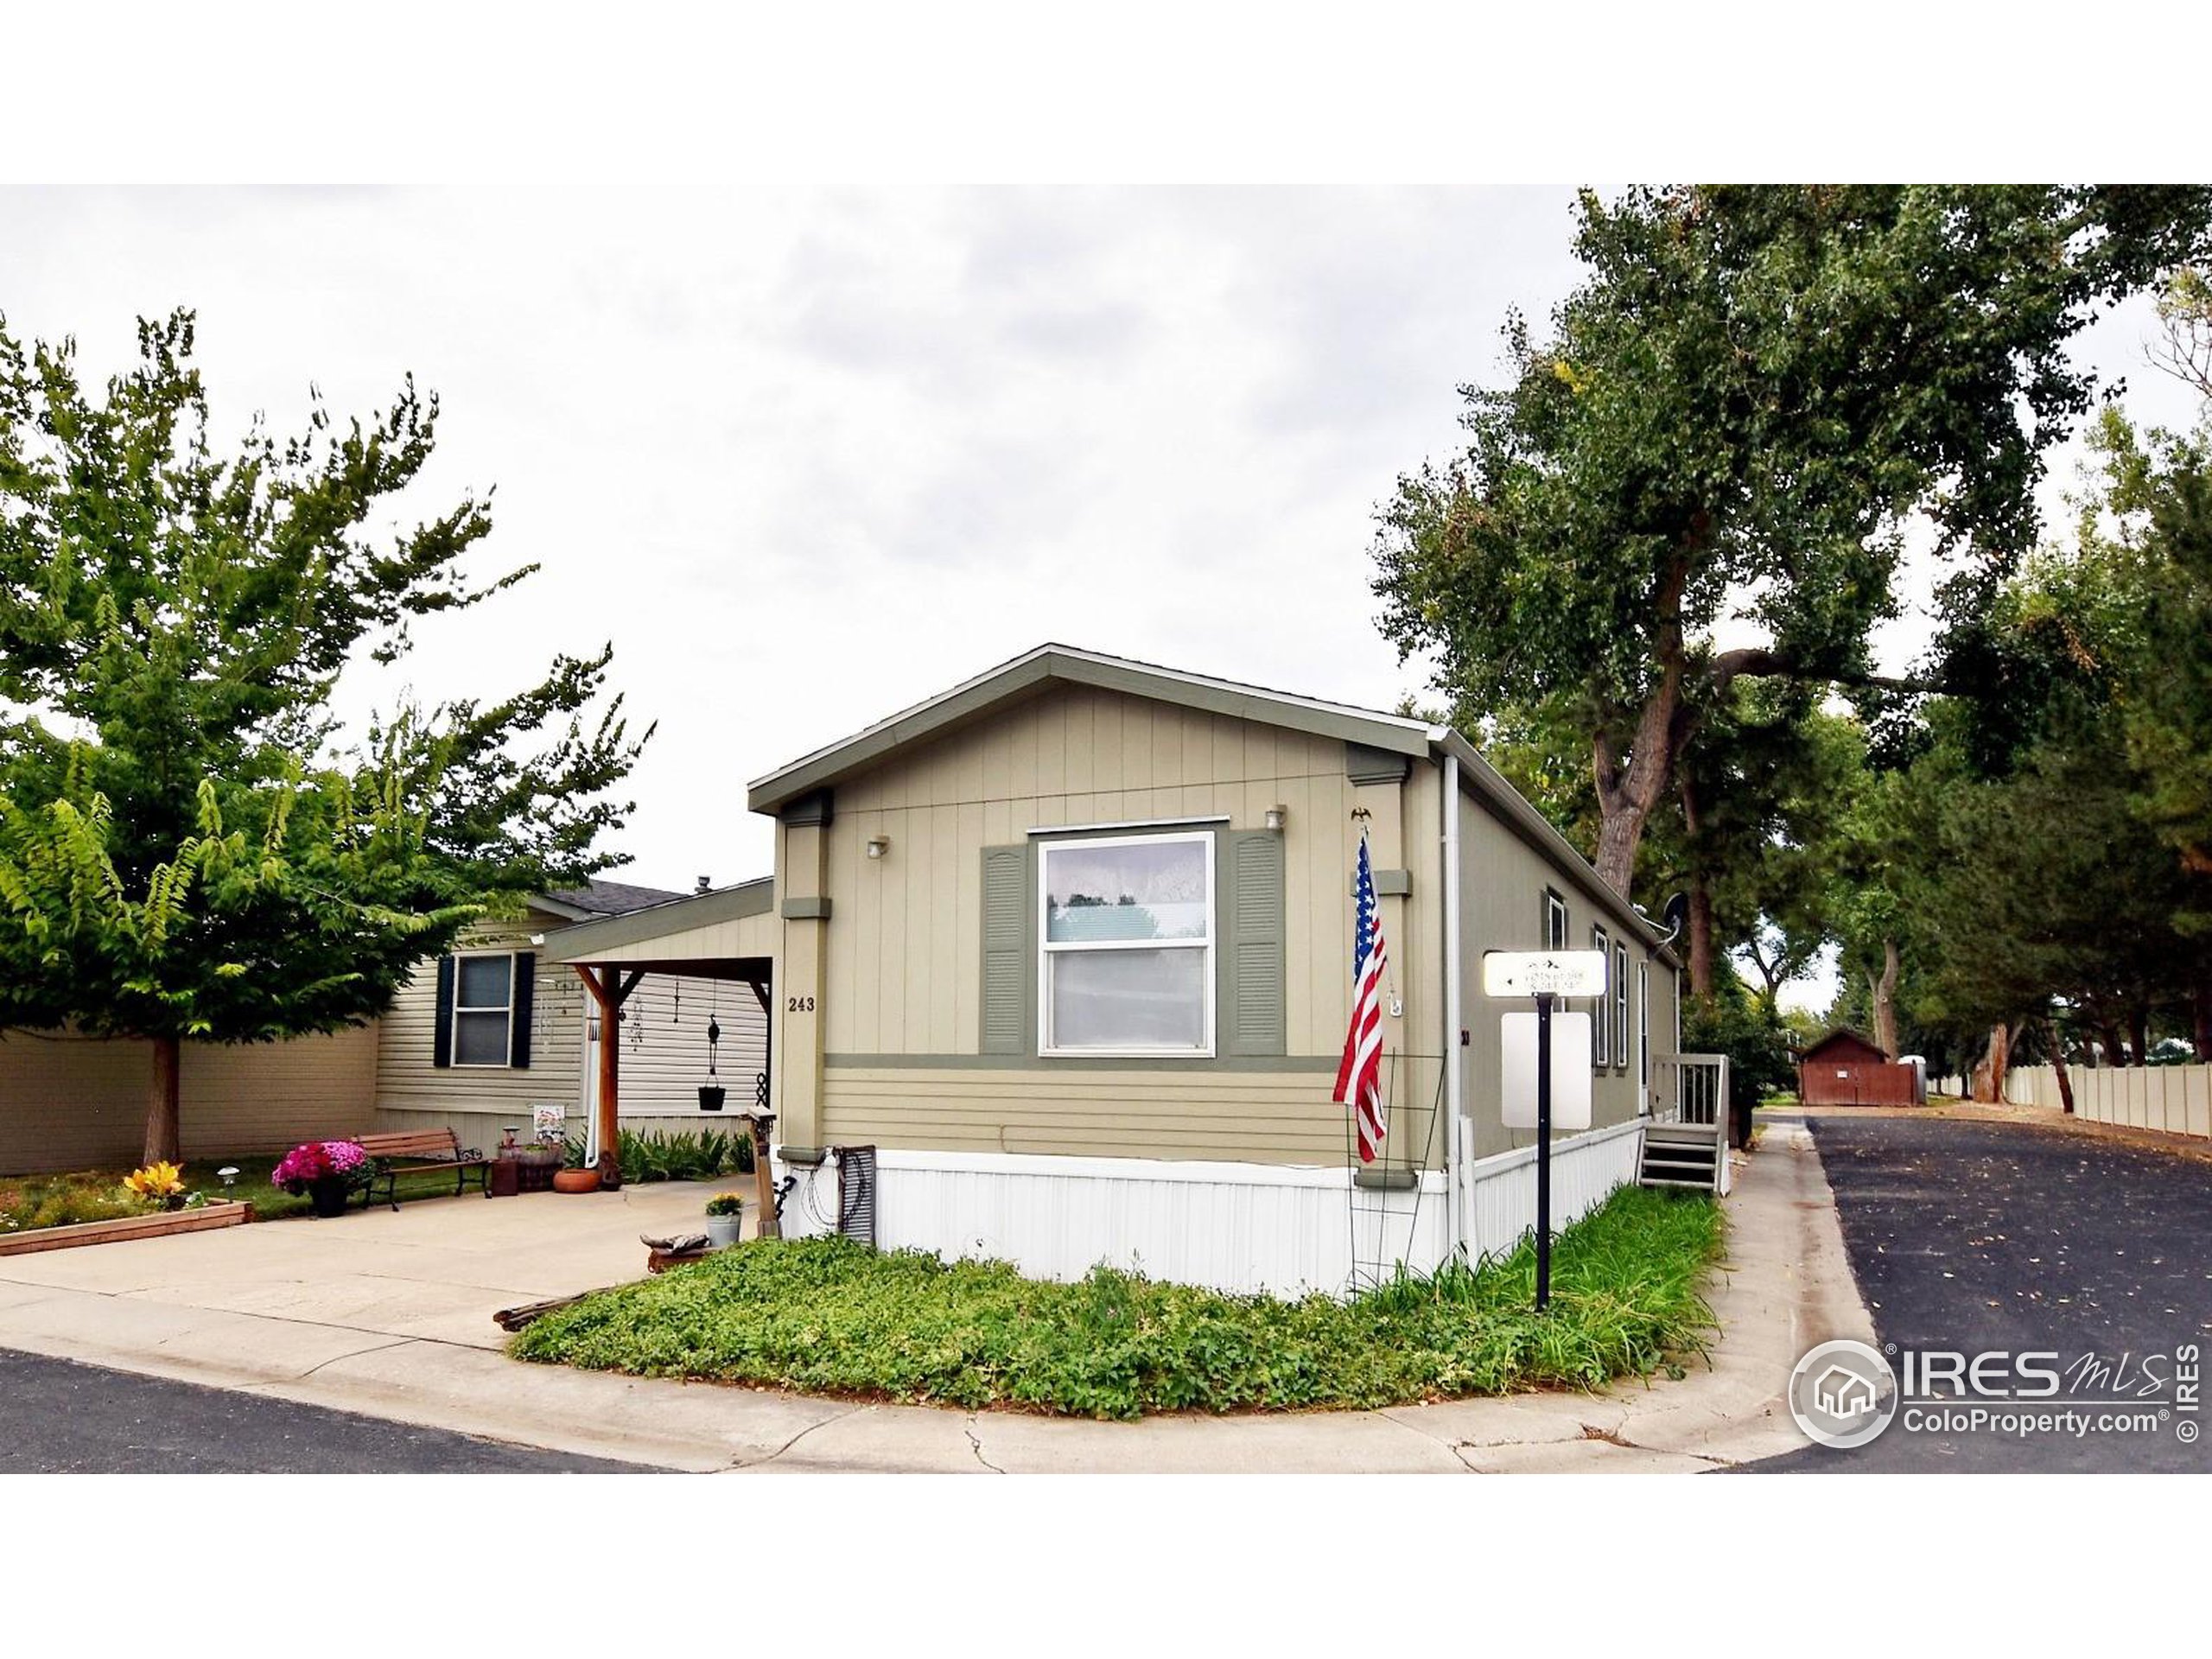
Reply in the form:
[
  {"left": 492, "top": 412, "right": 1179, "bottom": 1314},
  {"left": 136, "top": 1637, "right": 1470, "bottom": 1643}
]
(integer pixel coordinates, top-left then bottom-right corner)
[
  {"left": 1222, "top": 830, "right": 1286, "bottom": 1056},
  {"left": 980, "top": 845, "right": 1030, "bottom": 1055}
]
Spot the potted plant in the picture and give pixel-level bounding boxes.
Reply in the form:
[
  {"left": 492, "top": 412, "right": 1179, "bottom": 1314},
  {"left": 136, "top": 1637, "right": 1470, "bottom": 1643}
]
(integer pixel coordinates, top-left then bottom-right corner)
[
  {"left": 697, "top": 1083, "right": 726, "bottom": 1111},
  {"left": 704, "top": 1191, "right": 744, "bottom": 1248},
  {"left": 272, "top": 1140, "right": 369, "bottom": 1217}
]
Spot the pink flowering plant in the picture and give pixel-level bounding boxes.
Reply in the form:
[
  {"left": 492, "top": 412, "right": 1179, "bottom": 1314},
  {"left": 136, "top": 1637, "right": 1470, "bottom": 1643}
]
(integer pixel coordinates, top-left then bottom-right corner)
[{"left": 271, "top": 1140, "right": 371, "bottom": 1194}]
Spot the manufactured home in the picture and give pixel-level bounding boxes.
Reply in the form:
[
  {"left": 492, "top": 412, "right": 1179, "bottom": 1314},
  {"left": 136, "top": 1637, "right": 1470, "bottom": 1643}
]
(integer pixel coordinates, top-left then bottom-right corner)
[
  {"left": 0, "top": 881, "right": 767, "bottom": 1174},
  {"left": 544, "top": 645, "right": 1719, "bottom": 1294}
]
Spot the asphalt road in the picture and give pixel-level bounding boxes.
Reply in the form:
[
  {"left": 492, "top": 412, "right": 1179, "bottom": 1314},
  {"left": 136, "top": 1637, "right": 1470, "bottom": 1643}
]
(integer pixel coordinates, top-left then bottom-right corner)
[
  {"left": 1754, "top": 1114, "right": 2212, "bottom": 1472},
  {"left": 0, "top": 1347, "right": 660, "bottom": 1473}
]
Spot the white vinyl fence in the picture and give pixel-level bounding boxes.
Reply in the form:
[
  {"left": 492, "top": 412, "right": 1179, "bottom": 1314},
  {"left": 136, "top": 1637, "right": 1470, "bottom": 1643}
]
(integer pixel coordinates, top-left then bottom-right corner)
[{"left": 2005, "top": 1063, "right": 2212, "bottom": 1140}]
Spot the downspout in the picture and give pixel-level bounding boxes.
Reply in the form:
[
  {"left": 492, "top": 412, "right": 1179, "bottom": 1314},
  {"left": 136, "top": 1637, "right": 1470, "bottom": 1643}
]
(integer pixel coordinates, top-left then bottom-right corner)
[{"left": 1442, "top": 750, "right": 1465, "bottom": 1265}]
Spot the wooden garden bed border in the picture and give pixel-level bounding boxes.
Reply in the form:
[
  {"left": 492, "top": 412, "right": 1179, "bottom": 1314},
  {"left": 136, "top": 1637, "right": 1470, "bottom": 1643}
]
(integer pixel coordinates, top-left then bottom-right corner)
[{"left": 0, "top": 1199, "right": 255, "bottom": 1257}]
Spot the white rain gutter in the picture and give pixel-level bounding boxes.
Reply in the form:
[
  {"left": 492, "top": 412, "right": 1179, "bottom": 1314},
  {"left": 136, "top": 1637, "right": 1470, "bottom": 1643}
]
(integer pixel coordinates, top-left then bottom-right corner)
[{"left": 1442, "top": 750, "right": 1465, "bottom": 1262}]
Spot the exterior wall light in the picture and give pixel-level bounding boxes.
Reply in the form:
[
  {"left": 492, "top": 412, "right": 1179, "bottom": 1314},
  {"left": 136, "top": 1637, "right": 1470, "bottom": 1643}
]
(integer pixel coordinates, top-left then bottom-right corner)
[
  {"left": 866, "top": 835, "right": 891, "bottom": 860},
  {"left": 1264, "top": 805, "right": 1287, "bottom": 834}
]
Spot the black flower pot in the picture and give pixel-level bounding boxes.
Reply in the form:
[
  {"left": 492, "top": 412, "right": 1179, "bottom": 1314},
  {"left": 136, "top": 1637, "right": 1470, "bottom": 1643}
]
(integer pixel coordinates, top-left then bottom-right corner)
[
  {"left": 308, "top": 1176, "right": 352, "bottom": 1218},
  {"left": 697, "top": 1084, "right": 726, "bottom": 1112}
]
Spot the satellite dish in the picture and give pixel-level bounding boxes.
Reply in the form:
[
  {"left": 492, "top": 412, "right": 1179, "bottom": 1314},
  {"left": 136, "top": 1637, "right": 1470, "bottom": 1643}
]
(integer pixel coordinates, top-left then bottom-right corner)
[{"left": 1658, "top": 892, "right": 1689, "bottom": 943}]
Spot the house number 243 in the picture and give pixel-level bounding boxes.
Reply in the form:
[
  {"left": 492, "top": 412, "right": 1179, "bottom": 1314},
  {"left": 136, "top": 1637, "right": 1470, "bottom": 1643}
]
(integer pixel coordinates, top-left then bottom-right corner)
[{"left": 786, "top": 995, "right": 816, "bottom": 1014}]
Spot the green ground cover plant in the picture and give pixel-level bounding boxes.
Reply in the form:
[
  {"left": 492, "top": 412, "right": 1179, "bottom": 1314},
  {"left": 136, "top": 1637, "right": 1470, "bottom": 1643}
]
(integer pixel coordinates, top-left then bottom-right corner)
[{"left": 512, "top": 1185, "right": 1722, "bottom": 1420}]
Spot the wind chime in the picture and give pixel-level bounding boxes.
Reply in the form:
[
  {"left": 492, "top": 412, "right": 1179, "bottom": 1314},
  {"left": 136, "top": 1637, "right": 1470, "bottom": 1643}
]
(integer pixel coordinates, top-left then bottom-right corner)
[{"left": 697, "top": 978, "right": 726, "bottom": 1111}]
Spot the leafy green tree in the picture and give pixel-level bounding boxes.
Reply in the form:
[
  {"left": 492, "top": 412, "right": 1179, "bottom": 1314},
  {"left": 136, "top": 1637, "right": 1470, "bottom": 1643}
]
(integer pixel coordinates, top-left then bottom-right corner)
[
  {"left": 0, "top": 311, "right": 650, "bottom": 1162},
  {"left": 1373, "top": 185, "right": 2211, "bottom": 903}
]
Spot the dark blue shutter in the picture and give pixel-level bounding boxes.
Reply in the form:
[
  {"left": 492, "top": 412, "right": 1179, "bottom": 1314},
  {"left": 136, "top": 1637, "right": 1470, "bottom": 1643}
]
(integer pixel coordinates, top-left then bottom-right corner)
[{"left": 509, "top": 952, "right": 535, "bottom": 1068}]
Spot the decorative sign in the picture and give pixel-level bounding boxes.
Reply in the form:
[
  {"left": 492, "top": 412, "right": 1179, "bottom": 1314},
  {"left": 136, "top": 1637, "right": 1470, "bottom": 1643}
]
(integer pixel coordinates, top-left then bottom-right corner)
[
  {"left": 531, "top": 1103, "right": 566, "bottom": 1145},
  {"left": 1482, "top": 949, "right": 1607, "bottom": 999},
  {"left": 1500, "top": 1012, "right": 1593, "bottom": 1130}
]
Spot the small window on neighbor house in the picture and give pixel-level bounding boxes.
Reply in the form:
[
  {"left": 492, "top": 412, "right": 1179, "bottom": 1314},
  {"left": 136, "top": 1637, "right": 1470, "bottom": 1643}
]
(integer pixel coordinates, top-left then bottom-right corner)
[
  {"left": 1615, "top": 942, "right": 1630, "bottom": 1069},
  {"left": 1592, "top": 924, "right": 1610, "bottom": 1066},
  {"left": 452, "top": 953, "right": 516, "bottom": 1067},
  {"left": 1543, "top": 889, "right": 1569, "bottom": 952},
  {"left": 1039, "top": 831, "right": 1214, "bottom": 1056}
]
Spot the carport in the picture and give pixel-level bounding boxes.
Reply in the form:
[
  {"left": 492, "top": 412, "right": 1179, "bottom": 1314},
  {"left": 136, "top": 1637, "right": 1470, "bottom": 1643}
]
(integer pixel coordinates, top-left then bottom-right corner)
[{"left": 539, "top": 877, "right": 779, "bottom": 1200}]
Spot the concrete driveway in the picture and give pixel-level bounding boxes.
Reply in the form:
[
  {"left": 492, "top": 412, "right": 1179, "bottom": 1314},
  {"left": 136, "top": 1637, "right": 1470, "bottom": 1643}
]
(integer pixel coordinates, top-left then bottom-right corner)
[{"left": 0, "top": 1138, "right": 1872, "bottom": 1473}]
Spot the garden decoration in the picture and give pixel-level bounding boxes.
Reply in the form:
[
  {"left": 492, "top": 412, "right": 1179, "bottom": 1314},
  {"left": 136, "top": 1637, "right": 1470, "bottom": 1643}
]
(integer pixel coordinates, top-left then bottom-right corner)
[
  {"left": 272, "top": 1140, "right": 370, "bottom": 1217},
  {"left": 697, "top": 980, "right": 724, "bottom": 1111}
]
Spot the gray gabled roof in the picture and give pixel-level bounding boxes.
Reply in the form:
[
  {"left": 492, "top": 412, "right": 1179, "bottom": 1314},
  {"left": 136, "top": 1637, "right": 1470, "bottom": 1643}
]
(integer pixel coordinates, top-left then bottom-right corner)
[
  {"left": 532, "top": 878, "right": 690, "bottom": 922},
  {"left": 747, "top": 643, "right": 1433, "bottom": 814},
  {"left": 746, "top": 643, "right": 1674, "bottom": 958}
]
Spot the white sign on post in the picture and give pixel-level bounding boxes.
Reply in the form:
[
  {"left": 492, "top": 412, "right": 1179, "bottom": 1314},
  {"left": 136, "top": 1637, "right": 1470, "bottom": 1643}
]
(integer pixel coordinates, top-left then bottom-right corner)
[
  {"left": 1482, "top": 950, "right": 1608, "bottom": 999},
  {"left": 1501, "top": 1012, "right": 1593, "bottom": 1130}
]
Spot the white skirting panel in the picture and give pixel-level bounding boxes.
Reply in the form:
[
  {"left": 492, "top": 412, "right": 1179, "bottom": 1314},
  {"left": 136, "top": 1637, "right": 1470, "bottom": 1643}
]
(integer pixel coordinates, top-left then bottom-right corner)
[
  {"left": 1459, "top": 1119, "right": 1647, "bottom": 1264},
  {"left": 773, "top": 1121, "right": 1644, "bottom": 1298}
]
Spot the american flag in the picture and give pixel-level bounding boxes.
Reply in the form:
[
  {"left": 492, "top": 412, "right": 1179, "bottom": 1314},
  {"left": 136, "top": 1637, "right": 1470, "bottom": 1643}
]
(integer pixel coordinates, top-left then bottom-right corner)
[{"left": 1332, "top": 832, "right": 1389, "bottom": 1163}]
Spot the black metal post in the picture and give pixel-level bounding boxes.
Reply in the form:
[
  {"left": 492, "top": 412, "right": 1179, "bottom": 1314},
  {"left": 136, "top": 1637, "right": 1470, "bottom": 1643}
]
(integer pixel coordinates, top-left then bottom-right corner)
[{"left": 1535, "top": 989, "right": 1553, "bottom": 1312}]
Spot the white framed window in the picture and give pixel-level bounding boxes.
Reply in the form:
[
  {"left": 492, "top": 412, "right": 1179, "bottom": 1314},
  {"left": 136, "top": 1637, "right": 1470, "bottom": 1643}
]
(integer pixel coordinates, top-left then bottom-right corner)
[
  {"left": 452, "top": 952, "right": 517, "bottom": 1067},
  {"left": 1038, "top": 830, "right": 1215, "bottom": 1057},
  {"left": 1614, "top": 942, "right": 1630, "bottom": 1070},
  {"left": 1591, "top": 924, "right": 1611, "bottom": 1066},
  {"left": 1543, "top": 888, "right": 1569, "bottom": 951}
]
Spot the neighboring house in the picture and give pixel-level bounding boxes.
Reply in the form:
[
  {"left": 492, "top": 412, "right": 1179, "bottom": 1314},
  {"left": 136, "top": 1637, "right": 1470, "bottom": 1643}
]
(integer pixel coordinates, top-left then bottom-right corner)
[
  {"left": 544, "top": 645, "right": 1690, "bottom": 1294},
  {"left": 0, "top": 880, "right": 769, "bottom": 1174},
  {"left": 1796, "top": 1027, "right": 1923, "bottom": 1107}
]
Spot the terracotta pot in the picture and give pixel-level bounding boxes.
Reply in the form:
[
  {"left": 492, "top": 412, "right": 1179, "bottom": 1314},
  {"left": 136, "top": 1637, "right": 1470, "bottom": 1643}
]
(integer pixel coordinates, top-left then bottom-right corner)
[{"left": 551, "top": 1167, "right": 602, "bottom": 1195}]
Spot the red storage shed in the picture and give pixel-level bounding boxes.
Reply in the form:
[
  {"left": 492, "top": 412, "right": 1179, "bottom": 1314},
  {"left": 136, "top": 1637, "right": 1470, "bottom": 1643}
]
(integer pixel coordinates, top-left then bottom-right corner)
[{"left": 1796, "top": 1028, "right": 1923, "bottom": 1106}]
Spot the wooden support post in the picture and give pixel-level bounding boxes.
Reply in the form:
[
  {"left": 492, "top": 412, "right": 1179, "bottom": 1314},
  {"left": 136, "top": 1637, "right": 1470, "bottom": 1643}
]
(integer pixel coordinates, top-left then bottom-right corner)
[
  {"left": 575, "top": 965, "right": 647, "bottom": 1188},
  {"left": 742, "top": 1112, "right": 781, "bottom": 1240}
]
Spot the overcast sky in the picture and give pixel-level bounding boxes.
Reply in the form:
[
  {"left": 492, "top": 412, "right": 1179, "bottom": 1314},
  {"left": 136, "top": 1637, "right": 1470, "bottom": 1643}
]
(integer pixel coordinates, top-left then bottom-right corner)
[{"left": 4, "top": 185, "right": 2200, "bottom": 1010}]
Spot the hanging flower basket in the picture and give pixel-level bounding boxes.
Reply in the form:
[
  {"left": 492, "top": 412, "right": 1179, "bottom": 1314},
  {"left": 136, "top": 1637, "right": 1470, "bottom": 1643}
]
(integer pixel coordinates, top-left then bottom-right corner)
[{"left": 697, "top": 1084, "right": 726, "bottom": 1111}]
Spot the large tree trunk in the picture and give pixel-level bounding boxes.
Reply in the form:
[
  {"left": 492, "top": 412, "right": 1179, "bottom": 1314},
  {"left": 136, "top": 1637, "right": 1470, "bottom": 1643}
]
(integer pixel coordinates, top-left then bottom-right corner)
[
  {"left": 2036, "top": 1014, "right": 2075, "bottom": 1115},
  {"left": 1872, "top": 939, "right": 1900, "bottom": 1061},
  {"left": 1971, "top": 1021, "right": 2012, "bottom": 1103},
  {"left": 1687, "top": 880, "right": 1717, "bottom": 1001},
  {"left": 2196, "top": 980, "right": 2212, "bottom": 1063},
  {"left": 2129, "top": 1006, "right": 2152, "bottom": 1068},
  {"left": 1591, "top": 550, "right": 1696, "bottom": 900},
  {"left": 143, "top": 1033, "right": 181, "bottom": 1166}
]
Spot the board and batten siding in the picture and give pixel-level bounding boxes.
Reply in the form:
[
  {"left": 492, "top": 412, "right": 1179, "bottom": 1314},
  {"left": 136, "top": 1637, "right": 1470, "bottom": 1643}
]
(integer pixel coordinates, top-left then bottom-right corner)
[
  {"left": 0, "top": 1025, "right": 378, "bottom": 1174},
  {"left": 372, "top": 913, "right": 767, "bottom": 1150},
  {"left": 810, "top": 683, "right": 1442, "bottom": 1168}
]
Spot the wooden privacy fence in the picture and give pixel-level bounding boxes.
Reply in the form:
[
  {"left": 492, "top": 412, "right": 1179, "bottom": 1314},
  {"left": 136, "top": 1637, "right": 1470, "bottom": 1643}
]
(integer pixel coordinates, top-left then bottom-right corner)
[
  {"left": 1800, "top": 1062, "right": 1922, "bottom": 1107},
  {"left": 2005, "top": 1063, "right": 2212, "bottom": 1141}
]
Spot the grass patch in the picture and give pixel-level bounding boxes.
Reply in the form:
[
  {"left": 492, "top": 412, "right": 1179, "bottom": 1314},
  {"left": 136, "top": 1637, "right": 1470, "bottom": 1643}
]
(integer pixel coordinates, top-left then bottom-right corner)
[
  {"left": 512, "top": 1184, "right": 1723, "bottom": 1420},
  {"left": 0, "top": 1154, "right": 481, "bottom": 1234}
]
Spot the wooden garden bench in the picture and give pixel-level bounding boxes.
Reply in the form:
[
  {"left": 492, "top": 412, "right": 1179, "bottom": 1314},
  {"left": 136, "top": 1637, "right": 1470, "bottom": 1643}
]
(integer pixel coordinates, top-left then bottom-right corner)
[{"left": 353, "top": 1128, "right": 491, "bottom": 1211}]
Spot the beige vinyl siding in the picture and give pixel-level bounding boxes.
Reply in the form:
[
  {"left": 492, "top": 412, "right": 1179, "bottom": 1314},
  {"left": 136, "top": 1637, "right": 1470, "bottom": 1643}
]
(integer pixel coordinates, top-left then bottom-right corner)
[
  {"left": 372, "top": 913, "right": 767, "bottom": 1143},
  {"left": 0, "top": 1025, "right": 378, "bottom": 1174},
  {"left": 819, "top": 1067, "right": 1355, "bottom": 1163},
  {"left": 804, "top": 683, "right": 1454, "bottom": 1169},
  {"left": 375, "top": 918, "right": 582, "bottom": 1120},
  {"left": 1454, "top": 772, "right": 1673, "bottom": 1160},
  {"left": 825, "top": 684, "right": 1379, "bottom": 1060}
]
